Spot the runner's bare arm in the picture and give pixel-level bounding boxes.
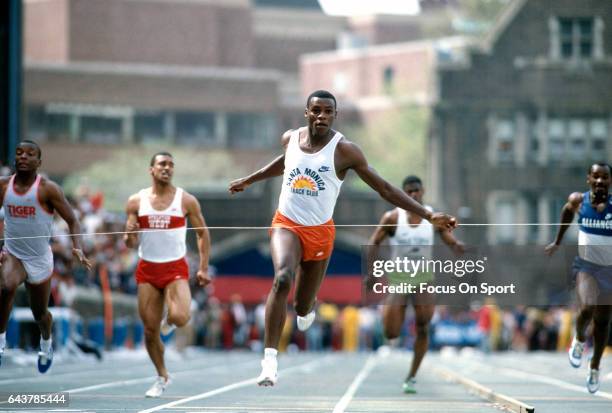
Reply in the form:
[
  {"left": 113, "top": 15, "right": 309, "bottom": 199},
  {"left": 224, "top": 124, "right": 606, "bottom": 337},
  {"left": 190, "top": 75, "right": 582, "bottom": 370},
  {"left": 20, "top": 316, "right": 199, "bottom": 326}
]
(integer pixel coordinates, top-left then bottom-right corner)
[
  {"left": 365, "top": 210, "right": 398, "bottom": 287},
  {"left": 0, "top": 179, "right": 5, "bottom": 265},
  {"left": 124, "top": 194, "right": 140, "bottom": 249},
  {"left": 45, "top": 180, "right": 92, "bottom": 270},
  {"left": 545, "top": 192, "right": 583, "bottom": 256},
  {"left": 184, "top": 192, "right": 211, "bottom": 287},
  {"left": 369, "top": 210, "right": 397, "bottom": 246},
  {"left": 439, "top": 228, "right": 466, "bottom": 254},
  {"left": 0, "top": 177, "right": 9, "bottom": 209},
  {"left": 228, "top": 130, "right": 292, "bottom": 193},
  {"left": 337, "top": 141, "right": 457, "bottom": 231}
]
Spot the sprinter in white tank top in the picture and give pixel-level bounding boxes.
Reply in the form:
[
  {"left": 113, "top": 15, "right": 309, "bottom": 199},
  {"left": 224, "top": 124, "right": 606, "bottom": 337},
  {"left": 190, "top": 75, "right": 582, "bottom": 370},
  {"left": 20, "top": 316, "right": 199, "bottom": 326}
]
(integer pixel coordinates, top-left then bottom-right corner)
[
  {"left": 124, "top": 151, "right": 211, "bottom": 398},
  {"left": 0, "top": 141, "right": 91, "bottom": 374},
  {"left": 368, "top": 175, "right": 464, "bottom": 394},
  {"left": 229, "top": 90, "right": 458, "bottom": 387}
]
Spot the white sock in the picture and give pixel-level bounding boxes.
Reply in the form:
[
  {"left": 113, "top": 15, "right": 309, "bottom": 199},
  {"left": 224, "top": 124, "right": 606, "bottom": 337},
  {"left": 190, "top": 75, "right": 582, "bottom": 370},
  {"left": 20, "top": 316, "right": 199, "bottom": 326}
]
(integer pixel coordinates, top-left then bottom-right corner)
[
  {"left": 0, "top": 332, "right": 6, "bottom": 350},
  {"left": 40, "top": 337, "right": 52, "bottom": 352},
  {"left": 388, "top": 338, "right": 400, "bottom": 347},
  {"left": 264, "top": 348, "right": 278, "bottom": 361}
]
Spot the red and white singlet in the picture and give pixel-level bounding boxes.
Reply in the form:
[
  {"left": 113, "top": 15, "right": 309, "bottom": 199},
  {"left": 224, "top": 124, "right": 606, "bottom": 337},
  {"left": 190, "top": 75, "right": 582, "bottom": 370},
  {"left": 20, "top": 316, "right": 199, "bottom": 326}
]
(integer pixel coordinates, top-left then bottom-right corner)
[{"left": 137, "top": 187, "right": 187, "bottom": 262}]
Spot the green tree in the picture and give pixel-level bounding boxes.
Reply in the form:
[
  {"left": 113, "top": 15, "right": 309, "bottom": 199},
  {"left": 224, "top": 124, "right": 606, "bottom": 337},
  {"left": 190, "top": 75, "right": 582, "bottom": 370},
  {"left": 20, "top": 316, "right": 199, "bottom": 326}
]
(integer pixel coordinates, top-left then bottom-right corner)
[
  {"left": 347, "top": 105, "right": 430, "bottom": 191},
  {"left": 62, "top": 146, "right": 248, "bottom": 212}
]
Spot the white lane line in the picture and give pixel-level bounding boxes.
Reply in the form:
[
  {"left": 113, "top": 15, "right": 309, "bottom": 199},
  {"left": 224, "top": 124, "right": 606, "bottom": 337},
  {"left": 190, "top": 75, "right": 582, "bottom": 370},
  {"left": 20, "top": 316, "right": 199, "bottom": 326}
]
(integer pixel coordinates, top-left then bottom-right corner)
[
  {"left": 332, "top": 356, "right": 377, "bottom": 413},
  {"left": 67, "top": 375, "right": 158, "bottom": 394},
  {"left": 435, "top": 366, "right": 534, "bottom": 413},
  {"left": 64, "top": 359, "right": 258, "bottom": 394},
  {"left": 465, "top": 359, "right": 612, "bottom": 401},
  {"left": 139, "top": 356, "right": 333, "bottom": 413},
  {"left": 0, "top": 355, "right": 245, "bottom": 386}
]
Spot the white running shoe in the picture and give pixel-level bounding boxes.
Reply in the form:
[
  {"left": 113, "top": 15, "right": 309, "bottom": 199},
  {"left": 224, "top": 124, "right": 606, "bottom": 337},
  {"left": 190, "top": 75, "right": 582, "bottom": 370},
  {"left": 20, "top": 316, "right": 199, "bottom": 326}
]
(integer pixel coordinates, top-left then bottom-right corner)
[
  {"left": 37, "top": 346, "right": 53, "bottom": 374},
  {"left": 257, "top": 358, "right": 278, "bottom": 387},
  {"left": 160, "top": 315, "right": 176, "bottom": 337},
  {"left": 297, "top": 311, "right": 316, "bottom": 332},
  {"left": 145, "top": 376, "right": 171, "bottom": 398},
  {"left": 587, "top": 368, "right": 600, "bottom": 394},
  {"left": 568, "top": 336, "right": 585, "bottom": 368}
]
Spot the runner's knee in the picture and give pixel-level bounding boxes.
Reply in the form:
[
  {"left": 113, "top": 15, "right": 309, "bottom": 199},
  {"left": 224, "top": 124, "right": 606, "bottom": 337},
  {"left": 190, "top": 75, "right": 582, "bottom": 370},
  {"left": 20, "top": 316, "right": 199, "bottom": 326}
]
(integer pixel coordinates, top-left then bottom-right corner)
[
  {"left": 294, "top": 300, "right": 312, "bottom": 317},
  {"left": 168, "top": 311, "right": 190, "bottom": 327},
  {"left": 415, "top": 320, "right": 430, "bottom": 337},
  {"left": 272, "top": 268, "right": 293, "bottom": 294},
  {"left": 144, "top": 324, "right": 160, "bottom": 339},
  {"left": 0, "top": 280, "right": 20, "bottom": 295}
]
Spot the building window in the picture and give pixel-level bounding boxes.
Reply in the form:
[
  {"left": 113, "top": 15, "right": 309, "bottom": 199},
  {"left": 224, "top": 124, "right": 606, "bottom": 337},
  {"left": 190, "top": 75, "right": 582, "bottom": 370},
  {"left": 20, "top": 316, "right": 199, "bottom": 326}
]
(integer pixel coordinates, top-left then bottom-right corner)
[
  {"left": 81, "top": 116, "right": 122, "bottom": 144},
  {"left": 568, "top": 119, "right": 587, "bottom": 161},
  {"left": 548, "top": 119, "right": 566, "bottom": 161},
  {"left": 47, "top": 113, "right": 72, "bottom": 142},
  {"left": 135, "top": 111, "right": 165, "bottom": 143},
  {"left": 25, "top": 105, "right": 48, "bottom": 142},
  {"left": 547, "top": 117, "right": 608, "bottom": 162},
  {"left": 497, "top": 200, "right": 516, "bottom": 244},
  {"left": 527, "top": 196, "right": 539, "bottom": 243},
  {"left": 590, "top": 119, "right": 608, "bottom": 159},
  {"left": 528, "top": 121, "right": 540, "bottom": 162},
  {"left": 175, "top": 111, "right": 215, "bottom": 145},
  {"left": 383, "top": 66, "right": 395, "bottom": 94},
  {"left": 227, "top": 113, "right": 276, "bottom": 148},
  {"left": 494, "top": 119, "right": 515, "bottom": 162},
  {"left": 557, "top": 17, "right": 595, "bottom": 59}
]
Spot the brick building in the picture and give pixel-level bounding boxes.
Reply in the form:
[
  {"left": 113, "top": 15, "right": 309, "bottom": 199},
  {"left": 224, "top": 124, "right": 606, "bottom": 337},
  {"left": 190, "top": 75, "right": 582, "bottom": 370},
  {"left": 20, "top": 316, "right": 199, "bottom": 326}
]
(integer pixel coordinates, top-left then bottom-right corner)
[{"left": 431, "top": 0, "right": 612, "bottom": 245}]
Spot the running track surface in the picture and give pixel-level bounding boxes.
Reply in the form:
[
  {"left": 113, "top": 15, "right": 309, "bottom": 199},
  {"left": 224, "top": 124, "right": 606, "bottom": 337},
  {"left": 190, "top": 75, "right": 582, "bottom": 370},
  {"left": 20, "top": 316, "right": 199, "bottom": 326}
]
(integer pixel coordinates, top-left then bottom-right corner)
[{"left": 0, "top": 348, "right": 610, "bottom": 412}]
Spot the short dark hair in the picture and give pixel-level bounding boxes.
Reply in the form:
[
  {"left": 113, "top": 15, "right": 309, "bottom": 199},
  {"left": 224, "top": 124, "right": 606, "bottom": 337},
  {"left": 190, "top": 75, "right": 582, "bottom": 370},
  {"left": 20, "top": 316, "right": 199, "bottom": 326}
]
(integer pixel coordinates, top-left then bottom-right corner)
[
  {"left": 589, "top": 162, "right": 612, "bottom": 175},
  {"left": 402, "top": 175, "right": 422, "bottom": 188},
  {"left": 19, "top": 140, "right": 42, "bottom": 159},
  {"left": 306, "top": 90, "right": 337, "bottom": 109},
  {"left": 150, "top": 151, "right": 173, "bottom": 166}
]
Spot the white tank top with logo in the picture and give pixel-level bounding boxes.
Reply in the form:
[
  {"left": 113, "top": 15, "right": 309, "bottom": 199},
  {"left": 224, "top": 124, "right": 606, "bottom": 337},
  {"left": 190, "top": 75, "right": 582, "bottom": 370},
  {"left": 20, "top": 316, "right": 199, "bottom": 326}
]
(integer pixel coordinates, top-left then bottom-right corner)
[
  {"left": 3, "top": 175, "right": 54, "bottom": 260},
  {"left": 137, "top": 187, "right": 187, "bottom": 263},
  {"left": 390, "top": 206, "right": 435, "bottom": 260},
  {"left": 278, "top": 127, "right": 344, "bottom": 226}
]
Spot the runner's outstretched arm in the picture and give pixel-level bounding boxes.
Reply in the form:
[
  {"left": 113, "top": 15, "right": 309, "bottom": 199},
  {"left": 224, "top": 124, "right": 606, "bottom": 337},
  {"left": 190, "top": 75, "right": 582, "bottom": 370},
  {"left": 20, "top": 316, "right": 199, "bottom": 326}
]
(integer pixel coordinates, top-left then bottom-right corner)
[
  {"left": 229, "top": 130, "right": 292, "bottom": 194},
  {"left": 337, "top": 141, "right": 456, "bottom": 231}
]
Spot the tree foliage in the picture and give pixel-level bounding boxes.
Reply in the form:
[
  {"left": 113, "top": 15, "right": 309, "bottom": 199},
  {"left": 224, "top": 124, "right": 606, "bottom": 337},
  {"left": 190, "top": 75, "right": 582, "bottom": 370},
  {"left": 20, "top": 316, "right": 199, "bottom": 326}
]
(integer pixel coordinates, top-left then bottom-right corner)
[
  {"left": 346, "top": 105, "right": 430, "bottom": 191},
  {"left": 62, "top": 146, "right": 248, "bottom": 212}
]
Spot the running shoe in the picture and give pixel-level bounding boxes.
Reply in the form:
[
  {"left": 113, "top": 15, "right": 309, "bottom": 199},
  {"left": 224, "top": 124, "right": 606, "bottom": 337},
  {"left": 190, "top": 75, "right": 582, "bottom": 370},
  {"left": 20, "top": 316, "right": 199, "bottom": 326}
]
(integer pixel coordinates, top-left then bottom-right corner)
[
  {"left": 297, "top": 311, "right": 316, "bottom": 332},
  {"left": 402, "top": 377, "right": 417, "bottom": 394},
  {"left": 257, "top": 357, "right": 278, "bottom": 387},
  {"left": 145, "top": 376, "right": 171, "bottom": 398},
  {"left": 586, "top": 368, "right": 600, "bottom": 394},
  {"left": 568, "top": 336, "right": 585, "bottom": 368},
  {"left": 160, "top": 314, "right": 176, "bottom": 337},
  {"left": 37, "top": 346, "right": 53, "bottom": 374}
]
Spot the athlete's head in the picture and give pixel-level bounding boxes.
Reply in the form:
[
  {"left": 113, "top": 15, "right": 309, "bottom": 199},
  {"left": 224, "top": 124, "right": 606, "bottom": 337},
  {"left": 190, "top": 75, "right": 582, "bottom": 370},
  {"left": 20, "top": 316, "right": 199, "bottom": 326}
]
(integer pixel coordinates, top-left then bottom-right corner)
[
  {"left": 402, "top": 175, "right": 424, "bottom": 203},
  {"left": 305, "top": 90, "right": 337, "bottom": 137},
  {"left": 149, "top": 151, "right": 174, "bottom": 184},
  {"left": 15, "top": 140, "right": 42, "bottom": 172},
  {"left": 587, "top": 162, "right": 611, "bottom": 197}
]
